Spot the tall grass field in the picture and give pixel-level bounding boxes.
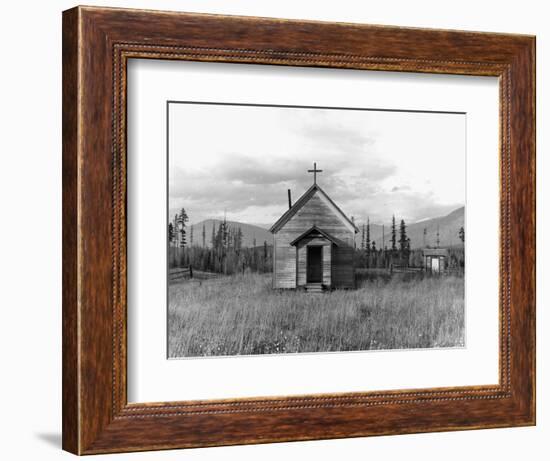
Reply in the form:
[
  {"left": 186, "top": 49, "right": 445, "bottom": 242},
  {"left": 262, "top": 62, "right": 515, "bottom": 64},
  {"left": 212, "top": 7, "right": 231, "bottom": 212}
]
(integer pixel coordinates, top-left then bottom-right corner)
[{"left": 168, "top": 272, "right": 464, "bottom": 357}]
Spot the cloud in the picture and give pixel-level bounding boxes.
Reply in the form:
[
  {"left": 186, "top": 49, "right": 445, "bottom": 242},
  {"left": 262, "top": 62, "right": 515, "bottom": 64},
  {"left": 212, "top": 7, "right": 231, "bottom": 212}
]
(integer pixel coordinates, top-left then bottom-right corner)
[
  {"left": 216, "top": 154, "right": 308, "bottom": 185},
  {"left": 345, "top": 188, "right": 463, "bottom": 224},
  {"left": 169, "top": 147, "right": 398, "bottom": 224},
  {"left": 298, "top": 122, "right": 375, "bottom": 155},
  {"left": 168, "top": 103, "right": 465, "bottom": 225}
]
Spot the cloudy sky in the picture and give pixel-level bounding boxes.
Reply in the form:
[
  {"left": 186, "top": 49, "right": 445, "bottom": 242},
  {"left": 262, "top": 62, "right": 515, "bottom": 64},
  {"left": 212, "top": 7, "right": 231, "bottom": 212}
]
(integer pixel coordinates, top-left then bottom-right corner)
[{"left": 168, "top": 102, "right": 465, "bottom": 227}]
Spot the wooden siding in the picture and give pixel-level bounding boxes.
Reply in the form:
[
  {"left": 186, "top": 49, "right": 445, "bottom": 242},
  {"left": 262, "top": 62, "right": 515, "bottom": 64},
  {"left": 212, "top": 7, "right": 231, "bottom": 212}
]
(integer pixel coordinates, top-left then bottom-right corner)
[
  {"left": 297, "top": 245, "right": 305, "bottom": 286},
  {"left": 323, "top": 244, "right": 332, "bottom": 286},
  {"left": 272, "top": 190, "right": 355, "bottom": 289},
  {"left": 273, "top": 236, "right": 297, "bottom": 288},
  {"left": 332, "top": 246, "right": 355, "bottom": 288}
]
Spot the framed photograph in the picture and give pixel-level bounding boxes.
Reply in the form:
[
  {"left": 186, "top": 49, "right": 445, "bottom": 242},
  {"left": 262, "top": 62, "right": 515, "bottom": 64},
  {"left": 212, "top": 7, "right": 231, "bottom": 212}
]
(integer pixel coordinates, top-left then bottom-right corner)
[{"left": 62, "top": 6, "right": 535, "bottom": 455}]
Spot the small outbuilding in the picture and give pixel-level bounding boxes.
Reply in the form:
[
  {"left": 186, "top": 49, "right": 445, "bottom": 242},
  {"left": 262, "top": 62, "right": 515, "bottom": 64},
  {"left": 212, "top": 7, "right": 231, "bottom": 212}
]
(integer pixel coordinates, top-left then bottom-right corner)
[
  {"left": 423, "top": 248, "right": 449, "bottom": 274},
  {"left": 270, "top": 164, "right": 359, "bottom": 292}
]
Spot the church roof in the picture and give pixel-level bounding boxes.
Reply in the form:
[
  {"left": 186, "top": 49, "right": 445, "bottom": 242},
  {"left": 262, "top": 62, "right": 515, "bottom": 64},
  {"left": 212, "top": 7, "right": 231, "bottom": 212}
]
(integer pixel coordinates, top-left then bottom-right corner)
[
  {"left": 289, "top": 226, "right": 344, "bottom": 247},
  {"left": 269, "top": 183, "right": 359, "bottom": 234}
]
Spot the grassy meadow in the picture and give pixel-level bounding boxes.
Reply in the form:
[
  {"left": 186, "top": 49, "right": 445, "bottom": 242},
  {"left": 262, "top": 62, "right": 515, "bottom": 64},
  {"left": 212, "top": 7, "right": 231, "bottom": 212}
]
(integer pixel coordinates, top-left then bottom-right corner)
[{"left": 168, "top": 272, "right": 464, "bottom": 358}]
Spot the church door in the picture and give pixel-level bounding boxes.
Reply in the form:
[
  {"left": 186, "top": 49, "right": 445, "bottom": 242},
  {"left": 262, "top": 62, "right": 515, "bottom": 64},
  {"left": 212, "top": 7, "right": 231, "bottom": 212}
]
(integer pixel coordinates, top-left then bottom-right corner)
[
  {"left": 431, "top": 257, "right": 440, "bottom": 273},
  {"left": 307, "top": 246, "right": 323, "bottom": 283}
]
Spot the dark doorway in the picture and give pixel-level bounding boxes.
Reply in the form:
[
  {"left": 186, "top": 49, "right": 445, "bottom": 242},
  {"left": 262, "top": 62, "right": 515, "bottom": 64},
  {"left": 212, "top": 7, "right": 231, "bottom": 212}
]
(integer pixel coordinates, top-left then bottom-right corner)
[{"left": 307, "top": 246, "right": 323, "bottom": 283}]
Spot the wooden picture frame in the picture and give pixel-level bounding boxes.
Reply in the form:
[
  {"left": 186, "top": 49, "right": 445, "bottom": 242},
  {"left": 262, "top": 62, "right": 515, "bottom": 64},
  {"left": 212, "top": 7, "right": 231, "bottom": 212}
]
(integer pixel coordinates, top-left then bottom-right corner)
[{"left": 62, "top": 5, "right": 535, "bottom": 455}]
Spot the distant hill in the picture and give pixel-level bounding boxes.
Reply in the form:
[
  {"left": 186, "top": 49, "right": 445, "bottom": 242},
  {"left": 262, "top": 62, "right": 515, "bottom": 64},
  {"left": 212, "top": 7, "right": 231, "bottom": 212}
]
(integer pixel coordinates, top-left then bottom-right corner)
[
  {"left": 188, "top": 219, "right": 272, "bottom": 248},
  {"left": 186, "top": 207, "right": 464, "bottom": 250},
  {"left": 364, "top": 207, "right": 465, "bottom": 250}
]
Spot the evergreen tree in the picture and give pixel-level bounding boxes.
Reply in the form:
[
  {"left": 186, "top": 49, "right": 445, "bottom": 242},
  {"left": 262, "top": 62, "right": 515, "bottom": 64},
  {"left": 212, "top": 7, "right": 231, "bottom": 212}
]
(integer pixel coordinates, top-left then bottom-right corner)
[
  {"left": 391, "top": 215, "right": 397, "bottom": 252},
  {"left": 371, "top": 240, "right": 376, "bottom": 251},
  {"left": 361, "top": 224, "right": 365, "bottom": 250},
  {"left": 189, "top": 225, "right": 194, "bottom": 246},
  {"left": 215, "top": 222, "right": 223, "bottom": 251},
  {"left": 221, "top": 216, "right": 229, "bottom": 250},
  {"left": 168, "top": 222, "right": 174, "bottom": 246},
  {"left": 178, "top": 208, "right": 189, "bottom": 248},
  {"left": 398, "top": 219, "right": 410, "bottom": 264},
  {"left": 173, "top": 213, "right": 180, "bottom": 246},
  {"left": 399, "top": 219, "right": 408, "bottom": 252},
  {"left": 458, "top": 226, "right": 465, "bottom": 244},
  {"left": 235, "top": 227, "right": 243, "bottom": 252},
  {"left": 202, "top": 223, "right": 206, "bottom": 247}
]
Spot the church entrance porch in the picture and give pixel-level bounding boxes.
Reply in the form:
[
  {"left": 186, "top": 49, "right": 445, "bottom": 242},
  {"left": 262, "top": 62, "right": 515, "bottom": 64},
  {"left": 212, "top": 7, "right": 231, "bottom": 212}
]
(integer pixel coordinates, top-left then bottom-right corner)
[{"left": 290, "top": 226, "right": 337, "bottom": 290}]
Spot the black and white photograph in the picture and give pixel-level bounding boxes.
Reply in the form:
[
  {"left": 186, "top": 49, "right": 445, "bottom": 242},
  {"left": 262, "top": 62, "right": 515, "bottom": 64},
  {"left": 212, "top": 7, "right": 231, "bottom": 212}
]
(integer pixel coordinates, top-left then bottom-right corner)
[{"left": 167, "top": 102, "right": 466, "bottom": 358}]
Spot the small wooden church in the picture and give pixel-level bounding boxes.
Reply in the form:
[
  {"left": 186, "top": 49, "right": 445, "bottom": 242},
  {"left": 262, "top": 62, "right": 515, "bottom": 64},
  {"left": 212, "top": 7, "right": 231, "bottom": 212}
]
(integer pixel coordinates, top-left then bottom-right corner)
[{"left": 270, "top": 163, "right": 359, "bottom": 292}]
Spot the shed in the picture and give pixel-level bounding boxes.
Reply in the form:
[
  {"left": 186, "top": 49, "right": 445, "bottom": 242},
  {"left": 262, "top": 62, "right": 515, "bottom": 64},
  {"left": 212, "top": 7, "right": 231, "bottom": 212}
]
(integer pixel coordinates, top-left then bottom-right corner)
[
  {"left": 423, "top": 248, "right": 449, "bottom": 274},
  {"left": 270, "top": 166, "right": 359, "bottom": 292}
]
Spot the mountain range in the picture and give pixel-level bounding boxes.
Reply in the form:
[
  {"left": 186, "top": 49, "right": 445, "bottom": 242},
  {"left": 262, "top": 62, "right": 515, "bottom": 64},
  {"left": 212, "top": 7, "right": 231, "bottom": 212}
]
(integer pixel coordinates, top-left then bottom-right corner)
[
  {"left": 187, "top": 207, "right": 464, "bottom": 250},
  {"left": 187, "top": 219, "right": 273, "bottom": 248},
  {"left": 365, "top": 207, "right": 465, "bottom": 250}
]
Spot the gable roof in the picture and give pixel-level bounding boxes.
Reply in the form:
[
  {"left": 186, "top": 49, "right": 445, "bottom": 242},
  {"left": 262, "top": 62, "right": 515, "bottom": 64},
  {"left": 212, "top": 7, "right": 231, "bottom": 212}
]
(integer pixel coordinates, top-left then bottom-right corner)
[
  {"left": 269, "top": 184, "right": 359, "bottom": 234},
  {"left": 289, "top": 226, "right": 344, "bottom": 247}
]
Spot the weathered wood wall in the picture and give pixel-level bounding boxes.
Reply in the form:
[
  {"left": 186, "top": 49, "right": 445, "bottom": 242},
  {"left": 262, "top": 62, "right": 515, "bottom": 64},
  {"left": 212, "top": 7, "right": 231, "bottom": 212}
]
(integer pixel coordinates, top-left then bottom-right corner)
[
  {"left": 272, "top": 191, "right": 355, "bottom": 289},
  {"left": 332, "top": 246, "right": 355, "bottom": 289}
]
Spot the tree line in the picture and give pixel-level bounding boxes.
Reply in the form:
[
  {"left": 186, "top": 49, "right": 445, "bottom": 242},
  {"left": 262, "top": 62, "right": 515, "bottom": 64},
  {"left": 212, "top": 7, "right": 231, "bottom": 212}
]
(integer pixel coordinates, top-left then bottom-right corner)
[
  {"left": 168, "top": 208, "right": 465, "bottom": 274},
  {"left": 356, "top": 215, "right": 465, "bottom": 269},
  {"left": 358, "top": 215, "right": 411, "bottom": 263},
  {"left": 168, "top": 208, "right": 272, "bottom": 275},
  {"left": 354, "top": 247, "right": 465, "bottom": 270}
]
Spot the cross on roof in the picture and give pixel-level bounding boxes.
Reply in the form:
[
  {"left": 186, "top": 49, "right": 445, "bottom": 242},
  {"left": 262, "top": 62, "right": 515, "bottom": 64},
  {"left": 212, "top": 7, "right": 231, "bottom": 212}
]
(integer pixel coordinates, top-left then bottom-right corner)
[{"left": 307, "top": 162, "right": 323, "bottom": 185}]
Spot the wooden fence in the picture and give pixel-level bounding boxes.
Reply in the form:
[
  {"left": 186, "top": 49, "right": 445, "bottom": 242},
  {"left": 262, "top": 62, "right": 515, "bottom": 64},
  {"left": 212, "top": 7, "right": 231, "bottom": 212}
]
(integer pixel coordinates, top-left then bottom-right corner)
[
  {"left": 168, "top": 266, "right": 233, "bottom": 284},
  {"left": 390, "top": 265, "right": 424, "bottom": 274},
  {"left": 169, "top": 266, "right": 193, "bottom": 282},
  {"left": 390, "top": 264, "right": 464, "bottom": 276}
]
